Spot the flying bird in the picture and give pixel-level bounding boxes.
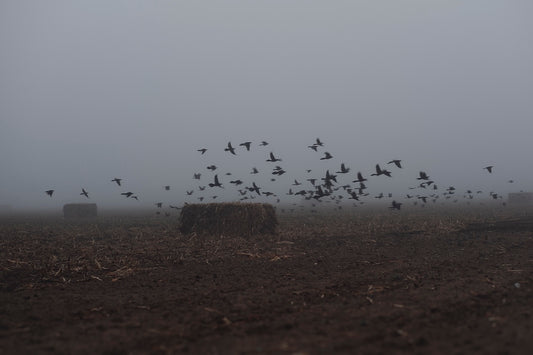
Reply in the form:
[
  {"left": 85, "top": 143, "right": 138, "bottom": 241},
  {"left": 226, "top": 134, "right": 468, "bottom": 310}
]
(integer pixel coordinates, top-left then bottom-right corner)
[
  {"left": 121, "top": 192, "right": 134, "bottom": 198},
  {"left": 320, "top": 152, "right": 333, "bottom": 160},
  {"left": 371, "top": 164, "right": 391, "bottom": 177},
  {"left": 249, "top": 182, "right": 261, "bottom": 195},
  {"left": 111, "top": 178, "right": 122, "bottom": 186},
  {"left": 315, "top": 138, "right": 324, "bottom": 146},
  {"left": 260, "top": 141, "right": 269, "bottom": 146},
  {"left": 353, "top": 172, "right": 367, "bottom": 183},
  {"left": 45, "top": 190, "right": 54, "bottom": 197},
  {"left": 193, "top": 173, "right": 201, "bottom": 180},
  {"left": 198, "top": 148, "right": 207, "bottom": 155},
  {"left": 266, "top": 152, "right": 282, "bottom": 162},
  {"left": 251, "top": 167, "right": 259, "bottom": 174},
  {"left": 336, "top": 163, "right": 350, "bottom": 174},
  {"left": 155, "top": 202, "right": 163, "bottom": 208},
  {"left": 308, "top": 145, "right": 318, "bottom": 151},
  {"left": 207, "top": 165, "right": 217, "bottom": 171},
  {"left": 224, "top": 142, "right": 236, "bottom": 155},
  {"left": 387, "top": 160, "right": 402, "bottom": 168},
  {"left": 164, "top": 185, "right": 170, "bottom": 191},
  {"left": 239, "top": 141, "right": 252, "bottom": 151},
  {"left": 208, "top": 174, "right": 223, "bottom": 188},
  {"left": 417, "top": 171, "right": 430, "bottom": 180},
  {"left": 80, "top": 188, "right": 89, "bottom": 198},
  {"left": 484, "top": 166, "right": 494, "bottom": 173}
]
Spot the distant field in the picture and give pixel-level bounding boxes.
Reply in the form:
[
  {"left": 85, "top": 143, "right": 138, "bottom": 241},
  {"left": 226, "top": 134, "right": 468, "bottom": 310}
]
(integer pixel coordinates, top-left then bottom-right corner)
[{"left": 1, "top": 208, "right": 532, "bottom": 354}]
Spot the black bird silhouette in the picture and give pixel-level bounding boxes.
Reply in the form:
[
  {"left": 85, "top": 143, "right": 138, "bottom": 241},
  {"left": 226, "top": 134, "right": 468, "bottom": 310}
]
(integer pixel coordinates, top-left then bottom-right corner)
[
  {"left": 387, "top": 160, "right": 402, "bottom": 168},
  {"left": 198, "top": 186, "right": 206, "bottom": 191},
  {"left": 198, "top": 148, "right": 207, "bottom": 155},
  {"left": 292, "top": 180, "right": 302, "bottom": 186},
  {"left": 260, "top": 141, "right": 269, "bottom": 146},
  {"left": 266, "top": 152, "right": 282, "bottom": 162},
  {"left": 155, "top": 202, "right": 163, "bottom": 208},
  {"left": 230, "top": 180, "right": 243, "bottom": 185},
  {"left": 250, "top": 182, "right": 261, "bottom": 195},
  {"left": 207, "top": 165, "right": 217, "bottom": 171},
  {"left": 315, "top": 138, "right": 324, "bottom": 146},
  {"left": 251, "top": 167, "right": 259, "bottom": 174},
  {"left": 484, "top": 166, "right": 494, "bottom": 173},
  {"left": 80, "top": 188, "right": 89, "bottom": 198},
  {"left": 224, "top": 142, "right": 236, "bottom": 155},
  {"left": 308, "top": 145, "right": 318, "bottom": 151},
  {"left": 353, "top": 172, "right": 367, "bottom": 183},
  {"left": 390, "top": 200, "right": 402, "bottom": 210},
  {"left": 320, "top": 152, "right": 333, "bottom": 160},
  {"left": 208, "top": 174, "right": 223, "bottom": 188},
  {"left": 186, "top": 190, "right": 194, "bottom": 195},
  {"left": 239, "top": 142, "right": 252, "bottom": 151},
  {"left": 371, "top": 164, "right": 391, "bottom": 177},
  {"left": 111, "top": 178, "right": 122, "bottom": 186},
  {"left": 121, "top": 192, "right": 134, "bottom": 198},
  {"left": 131, "top": 195, "right": 138, "bottom": 200},
  {"left": 45, "top": 190, "right": 54, "bottom": 197},
  {"left": 193, "top": 173, "right": 201, "bottom": 180},
  {"left": 164, "top": 185, "right": 170, "bottom": 191},
  {"left": 417, "top": 171, "right": 430, "bottom": 180},
  {"left": 336, "top": 163, "right": 350, "bottom": 174}
]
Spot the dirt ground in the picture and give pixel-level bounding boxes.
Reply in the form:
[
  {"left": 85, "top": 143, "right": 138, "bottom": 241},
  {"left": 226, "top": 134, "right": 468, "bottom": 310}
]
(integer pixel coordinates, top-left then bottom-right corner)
[{"left": 1, "top": 209, "right": 532, "bottom": 354}]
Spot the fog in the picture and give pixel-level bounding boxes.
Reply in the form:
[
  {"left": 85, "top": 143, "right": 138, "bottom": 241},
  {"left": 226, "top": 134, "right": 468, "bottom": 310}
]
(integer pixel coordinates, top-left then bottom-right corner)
[{"left": 1, "top": 1, "right": 533, "bottom": 212}]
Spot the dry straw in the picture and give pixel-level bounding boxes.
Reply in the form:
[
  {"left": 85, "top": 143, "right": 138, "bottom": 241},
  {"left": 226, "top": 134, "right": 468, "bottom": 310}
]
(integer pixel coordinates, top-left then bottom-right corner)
[{"left": 179, "top": 202, "right": 278, "bottom": 237}]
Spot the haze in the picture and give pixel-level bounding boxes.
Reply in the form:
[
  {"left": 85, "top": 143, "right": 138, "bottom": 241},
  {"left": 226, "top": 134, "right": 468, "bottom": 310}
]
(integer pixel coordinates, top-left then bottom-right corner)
[{"left": 1, "top": 1, "right": 532, "bottom": 212}]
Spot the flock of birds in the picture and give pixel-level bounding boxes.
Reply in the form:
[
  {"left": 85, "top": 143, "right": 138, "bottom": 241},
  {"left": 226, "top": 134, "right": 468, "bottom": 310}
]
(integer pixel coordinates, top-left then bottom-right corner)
[{"left": 44, "top": 138, "right": 515, "bottom": 216}]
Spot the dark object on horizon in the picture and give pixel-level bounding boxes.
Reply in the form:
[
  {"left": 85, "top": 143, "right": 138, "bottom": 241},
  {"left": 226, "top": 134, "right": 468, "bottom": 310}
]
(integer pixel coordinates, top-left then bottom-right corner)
[
  {"left": 80, "top": 188, "right": 89, "bottom": 198},
  {"left": 45, "top": 190, "right": 54, "bottom": 197},
  {"left": 63, "top": 203, "right": 97, "bottom": 218},
  {"left": 484, "top": 166, "right": 494, "bottom": 173},
  {"left": 390, "top": 200, "right": 402, "bottom": 210},
  {"left": 179, "top": 202, "right": 277, "bottom": 236},
  {"left": 111, "top": 178, "right": 122, "bottom": 186}
]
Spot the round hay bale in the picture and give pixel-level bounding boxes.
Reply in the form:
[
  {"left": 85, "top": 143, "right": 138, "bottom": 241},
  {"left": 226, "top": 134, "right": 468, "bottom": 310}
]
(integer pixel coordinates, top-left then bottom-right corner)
[{"left": 179, "top": 202, "right": 277, "bottom": 236}]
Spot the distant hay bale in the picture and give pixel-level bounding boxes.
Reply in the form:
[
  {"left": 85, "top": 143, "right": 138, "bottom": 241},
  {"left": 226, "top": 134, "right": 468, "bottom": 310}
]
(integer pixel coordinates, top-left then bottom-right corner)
[
  {"left": 63, "top": 203, "right": 97, "bottom": 218},
  {"left": 179, "top": 203, "right": 277, "bottom": 236}
]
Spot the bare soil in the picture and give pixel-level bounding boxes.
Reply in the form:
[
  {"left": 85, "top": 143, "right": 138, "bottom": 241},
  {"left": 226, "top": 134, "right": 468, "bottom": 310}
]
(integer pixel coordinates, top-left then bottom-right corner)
[{"left": 1, "top": 211, "right": 532, "bottom": 354}]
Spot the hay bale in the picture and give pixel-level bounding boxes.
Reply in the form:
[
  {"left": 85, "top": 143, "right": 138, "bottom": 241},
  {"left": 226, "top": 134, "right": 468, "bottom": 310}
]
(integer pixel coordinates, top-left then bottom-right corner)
[
  {"left": 179, "top": 202, "right": 277, "bottom": 236},
  {"left": 63, "top": 203, "right": 97, "bottom": 218}
]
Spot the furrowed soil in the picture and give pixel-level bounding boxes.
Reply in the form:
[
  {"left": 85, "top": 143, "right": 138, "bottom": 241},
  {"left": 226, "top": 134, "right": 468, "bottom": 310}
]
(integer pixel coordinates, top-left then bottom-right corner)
[{"left": 1, "top": 210, "right": 532, "bottom": 354}]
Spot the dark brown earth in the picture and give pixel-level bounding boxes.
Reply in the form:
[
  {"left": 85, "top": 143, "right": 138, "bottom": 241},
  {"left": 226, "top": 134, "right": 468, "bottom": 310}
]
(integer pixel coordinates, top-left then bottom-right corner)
[{"left": 1, "top": 210, "right": 532, "bottom": 354}]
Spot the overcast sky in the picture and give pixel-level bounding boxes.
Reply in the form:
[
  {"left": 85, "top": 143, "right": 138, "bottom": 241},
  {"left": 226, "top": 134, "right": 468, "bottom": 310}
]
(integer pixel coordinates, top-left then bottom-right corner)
[{"left": 1, "top": 1, "right": 532, "bottom": 211}]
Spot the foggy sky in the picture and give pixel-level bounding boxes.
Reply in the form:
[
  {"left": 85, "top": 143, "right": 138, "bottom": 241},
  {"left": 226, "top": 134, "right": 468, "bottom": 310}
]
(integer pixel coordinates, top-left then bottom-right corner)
[{"left": 1, "top": 1, "right": 533, "bottom": 211}]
